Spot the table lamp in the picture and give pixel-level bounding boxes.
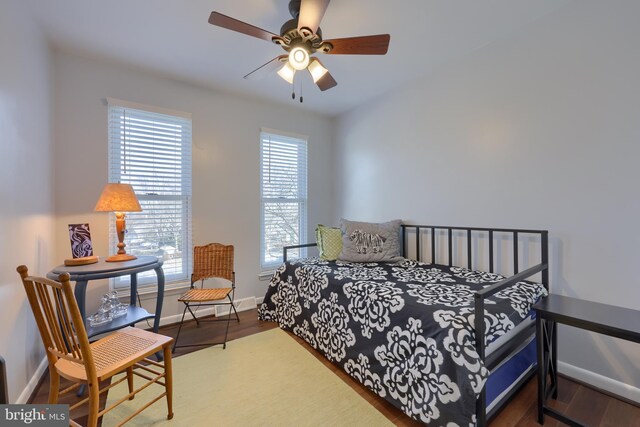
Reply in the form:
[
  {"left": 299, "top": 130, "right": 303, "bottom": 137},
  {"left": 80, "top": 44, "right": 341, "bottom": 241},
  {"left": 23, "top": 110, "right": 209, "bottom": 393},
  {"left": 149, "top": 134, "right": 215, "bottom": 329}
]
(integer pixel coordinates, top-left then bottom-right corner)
[{"left": 94, "top": 183, "right": 142, "bottom": 262}]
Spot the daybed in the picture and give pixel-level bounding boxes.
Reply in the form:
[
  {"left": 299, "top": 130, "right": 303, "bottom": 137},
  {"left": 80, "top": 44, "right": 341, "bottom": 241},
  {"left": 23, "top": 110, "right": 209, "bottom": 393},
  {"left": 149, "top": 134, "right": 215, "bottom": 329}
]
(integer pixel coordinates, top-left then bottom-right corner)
[{"left": 259, "top": 224, "right": 549, "bottom": 426}]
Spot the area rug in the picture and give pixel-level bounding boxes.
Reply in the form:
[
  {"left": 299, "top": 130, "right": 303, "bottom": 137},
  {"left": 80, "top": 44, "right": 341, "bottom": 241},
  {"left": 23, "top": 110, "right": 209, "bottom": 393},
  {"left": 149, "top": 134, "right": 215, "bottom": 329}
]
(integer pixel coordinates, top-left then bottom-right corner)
[{"left": 102, "top": 328, "right": 392, "bottom": 426}]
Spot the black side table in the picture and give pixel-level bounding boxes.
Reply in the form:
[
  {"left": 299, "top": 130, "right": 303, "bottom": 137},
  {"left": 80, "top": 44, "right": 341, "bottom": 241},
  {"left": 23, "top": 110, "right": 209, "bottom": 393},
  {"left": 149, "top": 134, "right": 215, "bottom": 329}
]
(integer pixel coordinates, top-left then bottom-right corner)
[
  {"left": 47, "top": 256, "right": 165, "bottom": 338},
  {"left": 534, "top": 294, "right": 640, "bottom": 426}
]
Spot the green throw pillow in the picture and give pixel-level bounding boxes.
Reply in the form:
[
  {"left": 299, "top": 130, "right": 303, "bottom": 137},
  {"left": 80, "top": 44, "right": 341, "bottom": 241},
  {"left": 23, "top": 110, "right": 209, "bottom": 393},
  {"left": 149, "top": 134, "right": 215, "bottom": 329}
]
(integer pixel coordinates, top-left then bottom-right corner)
[{"left": 315, "top": 224, "right": 343, "bottom": 261}]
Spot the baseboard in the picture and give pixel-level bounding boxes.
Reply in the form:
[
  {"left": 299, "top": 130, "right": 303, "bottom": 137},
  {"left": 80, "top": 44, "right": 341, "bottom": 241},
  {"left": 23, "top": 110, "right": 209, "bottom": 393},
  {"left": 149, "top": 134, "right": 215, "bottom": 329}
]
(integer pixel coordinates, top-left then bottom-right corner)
[
  {"left": 558, "top": 361, "right": 640, "bottom": 404},
  {"left": 18, "top": 357, "right": 48, "bottom": 404},
  {"left": 256, "top": 296, "right": 264, "bottom": 305},
  {"left": 213, "top": 296, "right": 257, "bottom": 317}
]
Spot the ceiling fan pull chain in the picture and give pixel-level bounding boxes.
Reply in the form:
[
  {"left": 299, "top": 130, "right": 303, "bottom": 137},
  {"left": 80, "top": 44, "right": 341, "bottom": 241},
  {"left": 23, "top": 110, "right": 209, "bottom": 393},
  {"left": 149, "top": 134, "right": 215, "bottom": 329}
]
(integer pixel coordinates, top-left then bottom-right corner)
[
  {"left": 300, "top": 79, "right": 303, "bottom": 103},
  {"left": 291, "top": 69, "right": 297, "bottom": 100}
]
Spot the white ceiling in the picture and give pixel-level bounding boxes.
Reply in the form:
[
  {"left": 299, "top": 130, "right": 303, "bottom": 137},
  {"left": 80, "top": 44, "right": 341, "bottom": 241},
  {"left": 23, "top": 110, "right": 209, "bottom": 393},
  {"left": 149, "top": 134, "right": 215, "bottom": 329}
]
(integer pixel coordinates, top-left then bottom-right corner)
[{"left": 24, "top": 0, "right": 572, "bottom": 117}]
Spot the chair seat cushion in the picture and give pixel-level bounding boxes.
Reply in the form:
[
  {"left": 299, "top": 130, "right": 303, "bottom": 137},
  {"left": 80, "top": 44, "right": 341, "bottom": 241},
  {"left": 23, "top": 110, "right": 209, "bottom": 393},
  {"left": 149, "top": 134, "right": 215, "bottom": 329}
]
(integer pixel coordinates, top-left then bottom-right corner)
[{"left": 178, "top": 287, "right": 232, "bottom": 303}]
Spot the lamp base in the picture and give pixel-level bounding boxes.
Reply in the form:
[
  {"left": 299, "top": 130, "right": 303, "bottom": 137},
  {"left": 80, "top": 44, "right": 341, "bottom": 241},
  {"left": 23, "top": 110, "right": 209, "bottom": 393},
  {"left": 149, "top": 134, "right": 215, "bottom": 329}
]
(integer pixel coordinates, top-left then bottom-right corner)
[{"left": 105, "top": 254, "right": 138, "bottom": 262}]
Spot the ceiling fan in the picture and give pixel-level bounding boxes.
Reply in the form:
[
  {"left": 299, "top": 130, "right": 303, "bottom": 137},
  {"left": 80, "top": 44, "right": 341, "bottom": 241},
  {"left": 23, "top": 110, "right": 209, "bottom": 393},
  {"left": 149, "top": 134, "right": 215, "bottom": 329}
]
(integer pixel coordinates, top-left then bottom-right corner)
[{"left": 208, "top": 0, "right": 390, "bottom": 97}]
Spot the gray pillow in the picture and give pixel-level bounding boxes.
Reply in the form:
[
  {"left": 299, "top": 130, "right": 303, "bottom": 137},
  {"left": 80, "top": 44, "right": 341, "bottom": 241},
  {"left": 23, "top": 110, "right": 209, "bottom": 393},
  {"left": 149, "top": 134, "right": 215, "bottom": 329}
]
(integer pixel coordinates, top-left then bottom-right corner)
[{"left": 338, "top": 219, "right": 403, "bottom": 262}]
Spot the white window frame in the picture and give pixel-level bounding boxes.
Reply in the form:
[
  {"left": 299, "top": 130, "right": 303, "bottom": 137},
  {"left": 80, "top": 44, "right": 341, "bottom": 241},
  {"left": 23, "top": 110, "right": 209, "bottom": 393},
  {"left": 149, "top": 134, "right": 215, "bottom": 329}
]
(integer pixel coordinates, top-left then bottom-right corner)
[
  {"left": 107, "top": 98, "right": 192, "bottom": 289},
  {"left": 260, "top": 128, "right": 308, "bottom": 272}
]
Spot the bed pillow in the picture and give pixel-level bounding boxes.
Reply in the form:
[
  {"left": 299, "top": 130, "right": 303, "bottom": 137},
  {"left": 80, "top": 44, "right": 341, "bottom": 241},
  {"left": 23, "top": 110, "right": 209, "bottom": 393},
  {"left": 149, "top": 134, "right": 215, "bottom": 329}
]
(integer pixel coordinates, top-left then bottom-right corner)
[
  {"left": 338, "top": 219, "right": 403, "bottom": 262},
  {"left": 315, "top": 225, "right": 343, "bottom": 261}
]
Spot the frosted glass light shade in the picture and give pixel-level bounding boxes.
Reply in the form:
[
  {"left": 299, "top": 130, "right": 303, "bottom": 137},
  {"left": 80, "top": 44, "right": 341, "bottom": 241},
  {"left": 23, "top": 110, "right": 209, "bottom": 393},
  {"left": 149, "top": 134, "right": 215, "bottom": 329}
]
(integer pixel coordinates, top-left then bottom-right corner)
[
  {"left": 307, "top": 58, "right": 328, "bottom": 83},
  {"left": 94, "top": 183, "right": 142, "bottom": 212},
  {"left": 288, "top": 46, "right": 310, "bottom": 71},
  {"left": 277, "top": 62, "right": 296, "bottom": 84}
]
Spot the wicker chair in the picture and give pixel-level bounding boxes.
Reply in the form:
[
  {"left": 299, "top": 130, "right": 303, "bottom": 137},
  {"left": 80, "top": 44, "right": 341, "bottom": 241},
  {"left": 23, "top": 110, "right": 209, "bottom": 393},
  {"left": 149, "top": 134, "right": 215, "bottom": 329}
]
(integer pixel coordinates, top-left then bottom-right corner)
[
  {"left": 17, "top": 265, "right": 173, "bottom": 427},
  {"left": 173, "top": 243, "right": 240, "bottom": 352}
]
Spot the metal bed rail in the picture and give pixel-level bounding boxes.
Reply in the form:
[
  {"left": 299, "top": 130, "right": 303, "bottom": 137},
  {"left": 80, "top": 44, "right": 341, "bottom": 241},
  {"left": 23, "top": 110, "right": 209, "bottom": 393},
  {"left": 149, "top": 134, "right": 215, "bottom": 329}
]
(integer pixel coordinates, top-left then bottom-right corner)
[{"left": 283, "top": 243, "right": 318, "bottom": 263}]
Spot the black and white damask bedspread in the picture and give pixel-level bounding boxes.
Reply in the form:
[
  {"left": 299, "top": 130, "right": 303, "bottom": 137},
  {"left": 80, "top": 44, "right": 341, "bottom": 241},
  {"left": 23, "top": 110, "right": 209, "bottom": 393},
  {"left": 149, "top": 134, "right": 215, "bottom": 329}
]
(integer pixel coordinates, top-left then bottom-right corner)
[{"left": 258, "top": 258, "right": 547, "bottom": 426}]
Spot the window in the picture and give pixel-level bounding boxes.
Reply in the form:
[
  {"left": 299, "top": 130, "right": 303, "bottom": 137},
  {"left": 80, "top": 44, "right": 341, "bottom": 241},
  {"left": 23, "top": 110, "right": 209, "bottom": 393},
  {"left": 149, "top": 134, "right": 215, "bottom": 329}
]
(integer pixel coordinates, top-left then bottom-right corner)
[
  {"left": 260, "top": 129, "right": 308, "bottom": 271},
  {"left": 108, "top": 99, "right": 192, "bottom": 288}
]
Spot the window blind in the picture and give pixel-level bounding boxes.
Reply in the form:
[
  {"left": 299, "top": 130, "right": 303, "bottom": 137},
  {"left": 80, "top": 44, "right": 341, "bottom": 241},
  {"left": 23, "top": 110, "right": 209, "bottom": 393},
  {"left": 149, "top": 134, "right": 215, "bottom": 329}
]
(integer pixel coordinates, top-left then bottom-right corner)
[
  {"left": 260, "top": 130, "right": 308, "bottom": 270},
  {"left": 108, "top": 103, "right": 192, "bottom": 287}
]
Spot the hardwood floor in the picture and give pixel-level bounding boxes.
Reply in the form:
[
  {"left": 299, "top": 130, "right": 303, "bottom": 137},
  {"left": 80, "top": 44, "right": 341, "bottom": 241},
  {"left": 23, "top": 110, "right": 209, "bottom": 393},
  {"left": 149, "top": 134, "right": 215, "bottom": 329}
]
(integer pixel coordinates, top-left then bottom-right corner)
[{"left": 31, "top": 308, "right": 640, "bottom": 426}]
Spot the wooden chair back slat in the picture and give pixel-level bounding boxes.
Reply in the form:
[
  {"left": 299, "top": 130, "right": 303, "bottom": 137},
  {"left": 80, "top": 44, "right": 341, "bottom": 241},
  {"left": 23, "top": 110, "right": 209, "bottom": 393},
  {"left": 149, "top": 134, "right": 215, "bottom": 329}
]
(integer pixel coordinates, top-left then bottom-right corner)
[
  {"left": 34, "top": 281, "right": 65, "bottom": 354},
  {"left": 191, "top": 243, "right": 234, "bottom": 285},
  {"left": 40, "top": 281, "right": 76, "bottom": 360},
  {"left": 52, "top": 287, "right": 73, "bottom": 355},
  {"left": 56, "top": 288, "right": 82, "bottom": 360}
]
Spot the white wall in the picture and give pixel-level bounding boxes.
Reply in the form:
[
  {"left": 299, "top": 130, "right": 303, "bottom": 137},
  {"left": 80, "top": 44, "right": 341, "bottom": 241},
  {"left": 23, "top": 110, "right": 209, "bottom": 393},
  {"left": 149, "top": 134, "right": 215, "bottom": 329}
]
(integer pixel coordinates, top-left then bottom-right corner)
[
  {"left": 335, "top": 1, "right": 640, "bottom": 399},
  {"left": 0, "top": 0, "right": 55, "bottom": 403},
  {"left": 52, "top": 51, "right": 334, "bottom": 317}
]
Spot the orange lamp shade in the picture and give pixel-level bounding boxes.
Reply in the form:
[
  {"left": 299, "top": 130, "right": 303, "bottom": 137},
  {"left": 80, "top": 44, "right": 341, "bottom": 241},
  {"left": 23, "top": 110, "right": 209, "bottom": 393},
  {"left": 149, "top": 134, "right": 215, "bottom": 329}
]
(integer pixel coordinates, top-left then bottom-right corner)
[{"left": 94, "top": 183, "right": 142, "bottom": 212}]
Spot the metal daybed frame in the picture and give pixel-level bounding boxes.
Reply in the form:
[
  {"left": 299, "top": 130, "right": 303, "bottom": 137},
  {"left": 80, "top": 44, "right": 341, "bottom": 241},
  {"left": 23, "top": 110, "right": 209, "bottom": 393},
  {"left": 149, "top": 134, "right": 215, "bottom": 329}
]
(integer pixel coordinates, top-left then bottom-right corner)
[{"left": 284, "top": 224, "right": 549, "bottom": 426}]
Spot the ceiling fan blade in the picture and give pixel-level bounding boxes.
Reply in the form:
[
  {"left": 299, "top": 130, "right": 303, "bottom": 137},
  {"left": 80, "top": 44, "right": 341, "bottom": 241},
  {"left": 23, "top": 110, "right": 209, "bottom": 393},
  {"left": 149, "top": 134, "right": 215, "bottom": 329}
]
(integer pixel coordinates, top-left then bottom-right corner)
[
  {"left": 244, "top": 55, "right": 287, "bottom": 80},
  {"left": 297, "top": 0, "right": 330, "bottom": 35},
  {"left": 324, "top": 34, "right": 390, "bottom": 55},
  {"left": 315, "top": 71, "right": 337, "bottom": 92},
  {"left": 209, "top": 11, "right": 277, "bottom": 42}
]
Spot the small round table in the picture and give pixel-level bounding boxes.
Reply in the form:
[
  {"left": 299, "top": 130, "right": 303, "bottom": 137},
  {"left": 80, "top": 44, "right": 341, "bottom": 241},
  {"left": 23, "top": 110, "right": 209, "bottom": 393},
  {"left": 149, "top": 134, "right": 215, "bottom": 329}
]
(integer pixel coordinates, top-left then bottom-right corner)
[{"left": 47, "top": 256, "right": 165, "bottom": 338}]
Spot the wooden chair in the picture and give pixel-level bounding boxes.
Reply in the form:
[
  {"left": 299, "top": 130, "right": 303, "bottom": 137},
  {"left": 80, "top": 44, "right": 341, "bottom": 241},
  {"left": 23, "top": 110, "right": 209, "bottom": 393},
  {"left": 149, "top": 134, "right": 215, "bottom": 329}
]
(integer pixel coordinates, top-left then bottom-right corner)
[
  {"left": 17, "top": 265, "right": 174, "bottom": 427},
  {"left": 173, "top": 243, "right": 240, "bottom": 352}
]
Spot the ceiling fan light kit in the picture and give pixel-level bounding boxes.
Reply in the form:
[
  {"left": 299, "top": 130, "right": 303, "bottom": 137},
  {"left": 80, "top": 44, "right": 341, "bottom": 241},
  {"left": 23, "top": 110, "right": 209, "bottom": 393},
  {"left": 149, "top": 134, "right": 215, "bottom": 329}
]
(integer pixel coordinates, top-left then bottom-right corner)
[
  {"left": 277, "top": 62, "right": 296, "bottom": 84},
  {"left": 208, "top": 0, "right": 390, "bottom": 98}
]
